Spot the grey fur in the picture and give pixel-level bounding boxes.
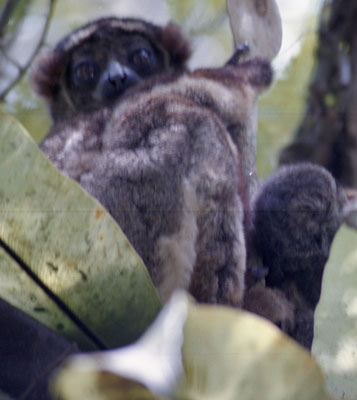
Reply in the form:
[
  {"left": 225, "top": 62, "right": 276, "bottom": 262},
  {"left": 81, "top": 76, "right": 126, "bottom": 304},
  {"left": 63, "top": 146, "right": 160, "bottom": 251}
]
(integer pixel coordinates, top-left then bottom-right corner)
[
  {"left": 36, "top": 19, "right": 272, "bottom": 305},
  {"left": 251, "top": 162, "right": 346, "bottom": 348},
  {"left": 41, "top": 75, "right": 246, "bottom": 305}
]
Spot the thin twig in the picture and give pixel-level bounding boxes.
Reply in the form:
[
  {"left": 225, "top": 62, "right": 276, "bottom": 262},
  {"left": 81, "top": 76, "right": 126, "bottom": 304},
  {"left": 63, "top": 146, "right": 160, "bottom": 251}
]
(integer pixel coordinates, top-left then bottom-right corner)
[
  {"left": 1, "top": 47, "right": 22, "bottom": 68},
  {"left": 0, "top": 0, "right": 57, "bottom": 101}
]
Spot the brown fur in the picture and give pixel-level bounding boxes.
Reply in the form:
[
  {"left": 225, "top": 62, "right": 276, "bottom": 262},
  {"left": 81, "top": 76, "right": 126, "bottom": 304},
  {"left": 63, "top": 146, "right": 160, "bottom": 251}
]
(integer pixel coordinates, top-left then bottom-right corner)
[
  {"left": 244, "top": 286, "right": 295, "bottom": 333},
  {"left": 42, "top": 83, "right": 246, "bottom": 305},
  {"left": 37, "top": 20, "right": 273, "bottom": 305},
  {"left": 160, "top": 22, "right": 192, "bottom": 66},
  {"left": 30, "top": 52, "right": 64, "bottom": 99}
]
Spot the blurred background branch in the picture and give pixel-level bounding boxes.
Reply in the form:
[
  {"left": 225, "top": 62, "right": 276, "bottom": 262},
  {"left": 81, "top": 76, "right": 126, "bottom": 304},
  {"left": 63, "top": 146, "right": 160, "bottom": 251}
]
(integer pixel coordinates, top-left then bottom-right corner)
[
  {"left": 0, "top": 0, "right": 22, "bottom": 38},
  {"left": 0, "top": 0, "right": 56, "bottom": 100},
  {"left": 279, "top": 0, "right": 357, "bottom": 187}
]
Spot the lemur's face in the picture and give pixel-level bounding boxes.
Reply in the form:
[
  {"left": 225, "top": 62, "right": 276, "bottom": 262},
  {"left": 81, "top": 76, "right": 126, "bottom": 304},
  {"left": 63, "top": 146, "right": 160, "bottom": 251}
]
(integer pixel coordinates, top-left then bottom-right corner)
[
  {"left": 64, "top": 30, "right": 166, "bottom": 112},
  {"left": 31, "top": 18, "right": 191, "bottom": 120}
]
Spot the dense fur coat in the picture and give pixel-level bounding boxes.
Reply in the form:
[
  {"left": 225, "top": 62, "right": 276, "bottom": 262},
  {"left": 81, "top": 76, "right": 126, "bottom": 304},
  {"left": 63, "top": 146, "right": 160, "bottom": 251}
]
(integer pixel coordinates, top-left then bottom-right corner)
[
  {"left": 248, "top": 163, "right": 346, "bottom": 348},
  {"left": 253, "top": 163, "right": 346, "bottom": 308},
  {"left": 33, "top": 17, "right": 273, "bottom": 305},
  {"left": 39, "top": 57, "right": 272, "bottom": 306}
]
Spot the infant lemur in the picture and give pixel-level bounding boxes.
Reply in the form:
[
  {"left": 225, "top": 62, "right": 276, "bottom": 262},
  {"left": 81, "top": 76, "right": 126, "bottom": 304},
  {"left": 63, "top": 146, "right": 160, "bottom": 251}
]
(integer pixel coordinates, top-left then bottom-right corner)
[{"left": 32, "top": 17, "right": 345, "bottom": 347}]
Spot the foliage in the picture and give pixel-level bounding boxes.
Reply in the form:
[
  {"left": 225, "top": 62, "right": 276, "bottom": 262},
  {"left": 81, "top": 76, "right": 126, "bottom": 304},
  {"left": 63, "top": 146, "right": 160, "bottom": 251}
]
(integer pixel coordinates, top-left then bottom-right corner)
[
  {"left": 0, "top": 115, "right": 161, "bottom": 350},
  {"left": 0, "top": 0, "right": 57, "bottom": 100},
  {"left": 53, "top": 292, "right": 332, "bottom": 400},
  {"left": 0, "top": 1, "right": 356, "bottom": 399},
  {"left": 257, "top": 21, "right": 317, "bottom": 177},
  {"left": 313, "top": 226, "right": 357, "bottom": 400}
]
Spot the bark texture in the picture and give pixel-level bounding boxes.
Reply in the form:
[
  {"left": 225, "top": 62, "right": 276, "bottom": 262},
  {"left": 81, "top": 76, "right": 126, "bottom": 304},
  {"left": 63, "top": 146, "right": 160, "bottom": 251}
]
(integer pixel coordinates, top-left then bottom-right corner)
[{"left": 279, "top": 0, "right": 357, "bottom": 188}]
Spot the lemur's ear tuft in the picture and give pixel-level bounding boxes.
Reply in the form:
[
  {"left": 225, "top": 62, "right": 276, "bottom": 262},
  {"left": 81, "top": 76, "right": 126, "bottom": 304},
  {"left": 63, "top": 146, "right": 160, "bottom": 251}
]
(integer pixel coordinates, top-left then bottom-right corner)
[
  {"left": 30, "top": 51, "right": 65, "bottom": 99},
  {"left": 160, "top": 22, "right": 192, "bottom": 67}
]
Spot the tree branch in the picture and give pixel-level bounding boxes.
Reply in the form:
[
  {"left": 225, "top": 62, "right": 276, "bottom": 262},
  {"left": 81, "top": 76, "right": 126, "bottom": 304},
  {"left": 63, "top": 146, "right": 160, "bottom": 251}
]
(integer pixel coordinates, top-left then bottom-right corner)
[
  {"left": 0, "top": 0, "right": 21, "bottom": 38},
  {"left": 0, "top": 0, "right": 57, "bottom": 101}
]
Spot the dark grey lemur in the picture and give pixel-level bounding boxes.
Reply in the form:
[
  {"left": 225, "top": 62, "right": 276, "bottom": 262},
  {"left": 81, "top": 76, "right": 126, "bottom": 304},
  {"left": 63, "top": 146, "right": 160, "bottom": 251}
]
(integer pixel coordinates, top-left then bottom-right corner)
[
  {"left": 31, "top": 17, "right": 273, "bottom": 306},
  {"left": 249, "top": 162, "right": 346, "bottom": 348}
]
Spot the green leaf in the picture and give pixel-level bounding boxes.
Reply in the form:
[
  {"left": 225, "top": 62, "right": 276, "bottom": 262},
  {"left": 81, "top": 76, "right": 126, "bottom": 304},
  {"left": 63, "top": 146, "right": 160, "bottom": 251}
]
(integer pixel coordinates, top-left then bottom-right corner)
[
  {"left": 53, "top": 292, "right": 331, "bottom": 400},
  {"left": 0, "top": 115, "right": 161, "bottom": 350},
  {"left": 312, "top": 225, "right": 357, "bottom": 400}
]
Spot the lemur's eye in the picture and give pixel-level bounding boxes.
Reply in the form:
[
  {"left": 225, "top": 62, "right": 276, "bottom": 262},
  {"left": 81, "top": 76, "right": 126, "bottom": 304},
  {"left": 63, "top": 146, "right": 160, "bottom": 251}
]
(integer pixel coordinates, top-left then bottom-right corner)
[
  {"left": 72, "top": 60, "right": 99, "bottom": 88},
  {"left": 130, "top": 48, "right": 154, "bottom": 72}
]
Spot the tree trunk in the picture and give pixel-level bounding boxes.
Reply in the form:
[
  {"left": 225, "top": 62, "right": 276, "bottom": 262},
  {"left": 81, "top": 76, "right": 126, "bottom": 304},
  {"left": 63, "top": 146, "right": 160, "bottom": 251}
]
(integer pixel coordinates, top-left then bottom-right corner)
[{"left": 279, "top": 0, "right": 357, "bottom": 188}]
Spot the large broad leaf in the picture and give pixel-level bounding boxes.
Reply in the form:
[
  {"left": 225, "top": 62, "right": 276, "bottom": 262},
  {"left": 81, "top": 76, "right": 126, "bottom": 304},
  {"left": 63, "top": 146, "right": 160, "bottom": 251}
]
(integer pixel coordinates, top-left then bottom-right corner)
[
  {"left": 0, "top": 115, "right": 161, "bottom": 350},
  {"left": 53, "top": 292, "right": 331, "bottom": 400},
  {"left": 312, "top": 224, "right": 357, "bottom": 400}
]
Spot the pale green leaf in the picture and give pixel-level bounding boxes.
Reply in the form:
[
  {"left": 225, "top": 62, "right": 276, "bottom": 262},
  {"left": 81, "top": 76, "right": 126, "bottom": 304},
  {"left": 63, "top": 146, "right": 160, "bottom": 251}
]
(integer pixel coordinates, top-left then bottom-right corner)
[
  {"left": 343, "top": 199, "right": 357, "bottom": 230},
  {"left": 179, "top": 299, "right": 330, "bottom": 400},
  {"left": 0, "top": 115, "right": 161, "bottom": 350},
  {"left": 53, "top": 292, "right": 331, "bottom": 400},
  {"left": 312, "top": 225, "right": 357, "bottom": 400}
]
